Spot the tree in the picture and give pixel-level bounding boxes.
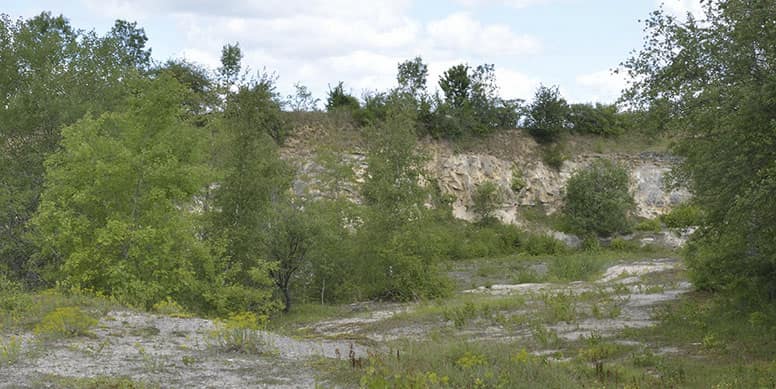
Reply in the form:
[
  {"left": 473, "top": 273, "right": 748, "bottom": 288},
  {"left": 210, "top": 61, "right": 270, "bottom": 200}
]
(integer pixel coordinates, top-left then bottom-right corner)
[
  {"left": 0, "top": 13, "right": 139, "bottom": 282},
  {"left": 439, "top": 64, "right": 471, "bottom": 110},
  {"left": 397, "top": 56, "right": 428, "bottom": 100},
  {"left": 218, "top": 42, "right": 242, "bottom": 87},
  {"left": 265, "top": 201, "right": 318, "bottom": 313},
  {"left": 623, "top": 1, "right": 776, "bottom": 298},
  {"left": 471, "top": 181, "right": 502, "bottom": 224},
  {"left": 108, "top": 20, "right": 151, "bottom": 70},
  {"left": 563, "top": 160, "right": 634, "bottom": 236},
  {"left": 209, "top": 80, "right": 291, "bottom": 297},
  {"left": 325, "top": 81, "right": 360, "bottom": 113},
  {"left": 31, "top": 75, "right": 213, "bottom": 309},
  {"left": 526, "top": 85, "right": 569, "bottom": 143},
  {"left": 286, "top": 82, "right": 319, "bottom": 112}
]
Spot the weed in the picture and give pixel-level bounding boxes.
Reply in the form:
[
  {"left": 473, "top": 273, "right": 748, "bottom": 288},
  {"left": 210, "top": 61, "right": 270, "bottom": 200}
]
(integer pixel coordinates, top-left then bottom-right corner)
[
  {"left": 210, "top": 311, "right": 269, "bottom": 354},
  {"left": 0, "top": 336, "right": 22, "bottom": 366},
  {"left": 530, "top": 321, "right": 560, "bottom": 348},
  {"left": 134, "top": 343, "right": 166, "bottom": 373},
  {"left": 541, "top": 291, "right": 577, "bottom": 323},
  {"left": 151, "top": 297, "right": 190, "bottom": 318}
]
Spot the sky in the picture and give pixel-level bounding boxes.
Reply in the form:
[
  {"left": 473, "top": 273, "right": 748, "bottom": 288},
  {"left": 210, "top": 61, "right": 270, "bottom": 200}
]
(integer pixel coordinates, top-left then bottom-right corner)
[{"left": 2, "top": 0, "right": 703, "bottom": 105}]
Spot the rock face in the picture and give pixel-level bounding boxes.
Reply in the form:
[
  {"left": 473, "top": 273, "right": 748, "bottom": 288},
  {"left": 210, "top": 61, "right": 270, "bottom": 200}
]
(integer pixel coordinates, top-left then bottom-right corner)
[
  {"left": 428, "top": 148, "right": 690, "bottom": 225},
  {"left": 282, "top": 128, "right": 690, "bottom": 225}
]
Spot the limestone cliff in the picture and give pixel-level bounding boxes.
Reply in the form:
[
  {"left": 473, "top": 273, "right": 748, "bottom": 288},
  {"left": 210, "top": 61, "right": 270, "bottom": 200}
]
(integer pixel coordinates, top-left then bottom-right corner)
[{"left": 281, "top": 127, "right": 689, "bottom": 225}]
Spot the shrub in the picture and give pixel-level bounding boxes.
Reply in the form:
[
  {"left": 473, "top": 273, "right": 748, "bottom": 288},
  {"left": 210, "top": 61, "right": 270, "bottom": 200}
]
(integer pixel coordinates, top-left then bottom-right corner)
[
  {"left": 542, "top": 143, "right": 568, "bottom": 170},
  {"left": 564, "top": 160, "right": 635, "bottom": 236},
  {"left": 470, "top": 181, "right": 501, "bottom": 223},
  {"left": 661, "top": 203, "right": 704, "bottom": 228},
  {"left": 568, "top": 103, "right": 624, "bottom": 136},
  {"left": 325, "top": 81, "right": 360, "bottom": 113},
  {"left": 209, "top": 311, "right": 268, "bottom": 354},
  {"left": 522, "top": 234, "right": 567, "bottom": 256},
  {"left": 34, "top": 307, "right": 98, "bottom": 339},
  {"left": 634, "top": 218, "right": 662, "bottom": 232},
  {"left": 511, "top": 168, "right": 526, "bottom": 192}
]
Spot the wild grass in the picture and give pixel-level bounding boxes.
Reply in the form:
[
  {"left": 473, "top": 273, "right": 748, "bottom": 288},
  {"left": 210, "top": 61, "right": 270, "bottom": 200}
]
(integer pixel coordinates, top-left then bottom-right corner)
[{"left": 33, "top": 374, "right": 157, "bottom": 389}]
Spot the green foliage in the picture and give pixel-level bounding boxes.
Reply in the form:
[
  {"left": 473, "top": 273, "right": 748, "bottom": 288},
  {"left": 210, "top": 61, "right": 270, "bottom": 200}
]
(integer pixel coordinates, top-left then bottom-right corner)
[
  {"left": 511, "top": 168, "right": 526, "bottom": 193},
  {"left": 541, "top": 143, "right": 568, "bottom": 170},
  {"left": 265, "top": 200, "right": 319, "bottom": 312},
  {"left": 0, "top": 336, "right": 21, "bottom": 366},
  {"left": 526, "top": 84, "right": 569, "bottom": 143},
  {"left": 286, "top": 82, "right": 319, "bottom": 112},
  {"left": 34, "top": 307, "right": 97, "bottom": 339},
  {"left": 568, "top": 103, "right": 625, "bottom": 136},
  {"left": 31, "top": 75, "right": 213, "bottom": 311},
  {"left": 623, "top": 1, "right": 776, "bottom": 298},
  {"left": 151, "top": 298, "right": 189, "bottom": 318},
  {"left": 548, "top": 253, "right": 607, "bottom": 281},
  {"left": 397, "top": 56, "right": 428, "bottom": 100},
  {"left": 325, "top": 81, "right": 360, "bottom": 113},
  {"left": 661, "top": 203, "right": 704, "bottom": 229},
  {"left": 0, "top": 13, "right": 143, "bottom": 282},
  {"left": 431, "top": 63, "right": 520, "bottom": 139},
  {"left": 634, "top": 218, "right": 662, "bottom": 232},
  {"left": 209, "top": 311, "right": 268, "bottom": 354},
  {"left": 564, "top": 160, "right": 634, "bottom": 236},
  {"left": 357, "top": 341, "right": 580, "bottom": 388},
  {"left": 470, "top": 181, "right": 501, "bottom": 223},
  {"left": 522, "top": 234, "right": 567, "bottom": 256},
  {"left": 218, "top": 42, "right": 242, "bottom": 86}
]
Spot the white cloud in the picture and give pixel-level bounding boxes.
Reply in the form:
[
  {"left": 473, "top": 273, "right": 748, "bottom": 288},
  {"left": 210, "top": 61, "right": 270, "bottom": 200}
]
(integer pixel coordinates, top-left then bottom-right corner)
[
  {"left": 79, "top": 0, "right": 547, "bottom": 104},
  {"left": 660, "top": 0, "right": 705, "bottom": 19},
  {"left": 453, "top": 0, "right": 560, "bottom": 8},
  {"left": 426, "top": 13, "right": 540, "bottom": 56},
  {"left": 575, "top": 69, "right": 630, "bottom": 103}
]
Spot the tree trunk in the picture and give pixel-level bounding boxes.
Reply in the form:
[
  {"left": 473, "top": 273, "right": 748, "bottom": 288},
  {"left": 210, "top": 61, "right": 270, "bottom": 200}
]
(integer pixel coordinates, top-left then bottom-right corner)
[{"left": 282, "top": 286, "right": 292, "bottom": 313}]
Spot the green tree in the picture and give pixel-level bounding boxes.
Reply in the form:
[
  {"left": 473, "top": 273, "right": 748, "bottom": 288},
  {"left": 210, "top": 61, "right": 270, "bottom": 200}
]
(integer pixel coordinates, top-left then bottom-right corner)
[
  {"left": 286, "top": 82, "right": 319, "bottom": 112},
  {"left": 397, "top": 56, "right": 428, "bottom": 100},
  {"left": 31, "top": 75, "right": 213, "bottom": 309},
  {"left": 265, "top": 200, "right": 319, "bottom": 312},
  {"left": 108, "top": 19, "right": 151, "bottom": 70},
  {"left": 325, "top": 81, "right": 360, "bottom": 113},
  {"left": 563, "top": 160, "right": 634, "bottom": 236},
  {"left": 471, "top": 181, "right": 502, "bottom": 224},
  {"left": 218, "top": 42, "right": 242, "bottom": 87},
  {"left": 526, "top": 85, "right": 569, "bottom": 143},
  {"left": 439, "top": 64, "right": 471, "bottom": 110},
  {"left": 623, "top": 1, "right": 776, "bottom": 298},
  {"left": 0, "top": 13, "right": 140, "bottom": 282}
]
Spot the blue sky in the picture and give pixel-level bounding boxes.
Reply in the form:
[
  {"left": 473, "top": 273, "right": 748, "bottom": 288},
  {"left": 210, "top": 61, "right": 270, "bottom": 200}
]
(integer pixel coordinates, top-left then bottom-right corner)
[{"left": 2, "top": 0, "right": 703, "bottom": 104}]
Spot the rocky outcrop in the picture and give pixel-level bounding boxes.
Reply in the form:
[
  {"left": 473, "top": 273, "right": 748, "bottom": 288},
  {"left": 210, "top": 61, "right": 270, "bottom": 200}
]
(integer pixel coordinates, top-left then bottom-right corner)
[{"left": 282, "top": 128, "right": 690, "bottom": 225}]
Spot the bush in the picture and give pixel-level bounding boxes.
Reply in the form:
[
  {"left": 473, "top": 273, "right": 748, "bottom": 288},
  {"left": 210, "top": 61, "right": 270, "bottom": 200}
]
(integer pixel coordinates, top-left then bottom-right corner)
[
  {"left": 471, "top": 181, "right": 501, "bottom": 223},
  {"left": 564, "top": 160, "right": 635, "bottom": 236},
  {"left": 522, "top": 234, "right": 567, "bottom": 256},
  {"left": 209, "top": 311, "right": 268, "bottom": 354},
  {"left": 568, "top": 103, "right": 624, "bottom": 136},
  {"left": 542, "top": 143, "right": 568, "bottom": 170},
  {"left": 34, "top": 307, "right": 98, "bottom": 339},
  {"left": 661, "top": 203, "right": 704, "bottom": 228},
  {"left": 511, "top": 168, "right": 526, "bottom": 192},
  {"left": 634, "top": 218, "right": 662, "bottom": 232}
]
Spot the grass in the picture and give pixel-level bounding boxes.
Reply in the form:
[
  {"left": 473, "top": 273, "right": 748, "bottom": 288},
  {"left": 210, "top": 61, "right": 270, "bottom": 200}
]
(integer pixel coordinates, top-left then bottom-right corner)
[
  {"left": 0, "top": 288, "right": 119, "bottom": 333},
  {"left": 32, "top": 374, "right": 157, "bottom": 389}
]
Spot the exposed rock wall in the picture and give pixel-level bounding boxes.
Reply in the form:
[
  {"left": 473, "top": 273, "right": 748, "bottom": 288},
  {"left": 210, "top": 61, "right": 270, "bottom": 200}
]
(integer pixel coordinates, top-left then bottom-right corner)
[{"left": 282, "top": 128, "right": 690, "bottom": 225}]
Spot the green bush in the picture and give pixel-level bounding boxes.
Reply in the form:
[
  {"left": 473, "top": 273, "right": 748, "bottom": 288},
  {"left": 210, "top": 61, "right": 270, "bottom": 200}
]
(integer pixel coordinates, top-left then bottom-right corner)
[
  {"left": 634, "top": 218, "right": 662, "bottom": 232},
  {"left": 471, "top": 181, "right": 501, "bottom": 223},
  {"left": 511, "top": 168, "right": 526, "bottom": 192},
  {"left": 522, "top": 234, "right": 567, "bottom": 256},
  {"left": 564, "top": 160, "right": 635, "bottom": 236},
  {"left": 661, "top": 203, "right": 704, "bottom": 228},
  {"left": 568, "top": 103, "right": 624, "bottom": 136},
  {"left": 34, "top": 307, "right": 98, "bottom": 339},
  {"left": 542, "top": 143, "right": 568, "bottom": 170}
]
